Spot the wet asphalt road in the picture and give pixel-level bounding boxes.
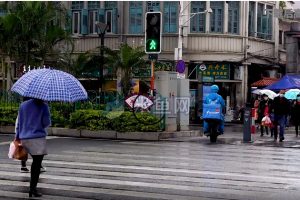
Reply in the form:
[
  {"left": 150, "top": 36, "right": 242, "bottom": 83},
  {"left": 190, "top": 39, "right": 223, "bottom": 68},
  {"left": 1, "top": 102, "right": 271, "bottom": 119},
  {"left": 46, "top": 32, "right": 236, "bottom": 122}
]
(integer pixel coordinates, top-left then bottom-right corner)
[{"left": 1, "top": 129, "right": 300, "bottom": 200}]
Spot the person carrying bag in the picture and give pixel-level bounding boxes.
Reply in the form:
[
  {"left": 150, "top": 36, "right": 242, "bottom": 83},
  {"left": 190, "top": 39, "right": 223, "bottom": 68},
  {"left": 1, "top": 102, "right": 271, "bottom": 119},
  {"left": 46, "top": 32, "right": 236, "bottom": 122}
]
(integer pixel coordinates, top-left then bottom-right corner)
[{"left": 8, "top": 139, "right": 28, "bottom": 161}]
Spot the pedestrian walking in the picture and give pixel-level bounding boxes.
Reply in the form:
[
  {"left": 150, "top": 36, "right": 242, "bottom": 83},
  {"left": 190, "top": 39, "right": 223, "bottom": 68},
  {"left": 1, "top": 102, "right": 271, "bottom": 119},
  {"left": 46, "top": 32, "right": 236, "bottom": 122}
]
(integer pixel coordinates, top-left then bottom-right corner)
[
  {"left": 16, "top": 97, "right": 47, "bottom": 173},
  {"left": 257, "top": 94, "right": 273, "bottom": 136},
  {"left": 15, "top": 98, "right": 51, "bottom": 197},
  {"left": 291, "top": 94, "right": 300, "bottom": 137},
  {"left": 271, "top": 90, "right": 290, "bottom": 142}
]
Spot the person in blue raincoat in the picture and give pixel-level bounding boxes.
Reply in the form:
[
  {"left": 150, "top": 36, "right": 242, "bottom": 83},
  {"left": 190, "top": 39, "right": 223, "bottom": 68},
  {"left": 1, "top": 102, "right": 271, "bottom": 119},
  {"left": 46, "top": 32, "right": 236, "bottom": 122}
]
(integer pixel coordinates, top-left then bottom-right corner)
[{"left": 203, "top": 85, "right": 226, "bottom": 134}]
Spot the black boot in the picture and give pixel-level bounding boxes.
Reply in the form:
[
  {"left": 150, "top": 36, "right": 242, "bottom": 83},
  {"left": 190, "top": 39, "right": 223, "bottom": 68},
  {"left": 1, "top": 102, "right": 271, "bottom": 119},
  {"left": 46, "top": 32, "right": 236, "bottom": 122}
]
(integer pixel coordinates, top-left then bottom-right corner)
[{"left": 29, "top": 189, "right": 42, "bottom": 198}]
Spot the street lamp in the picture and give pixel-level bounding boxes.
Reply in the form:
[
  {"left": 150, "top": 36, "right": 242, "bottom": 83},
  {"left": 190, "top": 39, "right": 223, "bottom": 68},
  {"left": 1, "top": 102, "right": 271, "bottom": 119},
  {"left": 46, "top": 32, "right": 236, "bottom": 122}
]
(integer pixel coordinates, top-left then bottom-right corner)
[
  {"left": 177, "top": 2, "right": 212, "bottom": 61},
  {"left": 95, "top": 21, "right": 109, "bottom": 93}
]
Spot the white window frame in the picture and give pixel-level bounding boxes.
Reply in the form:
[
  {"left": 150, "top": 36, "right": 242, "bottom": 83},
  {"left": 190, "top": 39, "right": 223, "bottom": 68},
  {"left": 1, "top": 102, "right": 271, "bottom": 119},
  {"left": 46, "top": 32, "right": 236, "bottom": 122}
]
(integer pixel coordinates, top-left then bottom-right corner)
[
  {"left": 105, "top": 10, "right": 112, "bottom": 33},
  {"left": 89, "top": 10, "right": 98, "bottom": 34},
  {"left": 72, "top": 11, "right": 81, "bottom": 35}
]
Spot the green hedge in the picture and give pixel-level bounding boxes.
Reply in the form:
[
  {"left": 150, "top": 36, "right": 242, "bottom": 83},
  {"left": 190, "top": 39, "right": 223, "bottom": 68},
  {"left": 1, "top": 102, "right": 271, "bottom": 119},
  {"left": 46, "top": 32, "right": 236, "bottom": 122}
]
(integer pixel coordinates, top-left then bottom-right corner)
[
  {"left": 70, "top": 110, "right": 111, "bottom": 130},
  {"left": 111, "top": 112, "right": 160, "bottom": 132},
  {"left": 0, "top": 107, "right": 18, "bottom": 126},
  {"left": 0, "top": 106, "right": 162, "bottom": 132}
]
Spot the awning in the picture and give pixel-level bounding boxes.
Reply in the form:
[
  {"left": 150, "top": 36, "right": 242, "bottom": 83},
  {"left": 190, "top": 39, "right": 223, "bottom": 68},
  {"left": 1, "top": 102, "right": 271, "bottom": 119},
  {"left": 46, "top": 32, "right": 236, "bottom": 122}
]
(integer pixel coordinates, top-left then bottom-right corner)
[
  {"left": 251, "top": 77, "right": 279, "bottom": 87},
  {"left": 265, "top": 74, "right": 300, "bottom": 90}
]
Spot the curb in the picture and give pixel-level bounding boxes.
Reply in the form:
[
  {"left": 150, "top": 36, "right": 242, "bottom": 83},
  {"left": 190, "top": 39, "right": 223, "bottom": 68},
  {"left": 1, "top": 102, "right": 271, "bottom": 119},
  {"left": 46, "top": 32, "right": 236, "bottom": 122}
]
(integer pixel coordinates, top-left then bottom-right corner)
[{"left": 0, "top": 126, "right": 202, "bottom": 141}]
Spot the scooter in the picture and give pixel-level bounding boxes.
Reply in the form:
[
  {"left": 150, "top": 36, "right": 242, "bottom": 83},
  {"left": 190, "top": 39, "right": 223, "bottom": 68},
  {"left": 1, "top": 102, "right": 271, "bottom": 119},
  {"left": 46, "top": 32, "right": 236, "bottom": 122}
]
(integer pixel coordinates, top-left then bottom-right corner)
[
  {"left": 204, "top": 118, "right": 222, "bottom": 143},
  {"left": 203, "top": 102, "right": 224, "bottom": 143}
]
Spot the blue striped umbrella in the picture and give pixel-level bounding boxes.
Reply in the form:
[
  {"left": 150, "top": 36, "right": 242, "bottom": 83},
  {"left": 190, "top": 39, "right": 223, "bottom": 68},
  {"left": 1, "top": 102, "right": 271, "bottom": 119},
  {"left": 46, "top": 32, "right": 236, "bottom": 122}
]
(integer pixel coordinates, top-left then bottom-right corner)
[{"left": 11, "top": 68, "right": 88, "bottom": 102}]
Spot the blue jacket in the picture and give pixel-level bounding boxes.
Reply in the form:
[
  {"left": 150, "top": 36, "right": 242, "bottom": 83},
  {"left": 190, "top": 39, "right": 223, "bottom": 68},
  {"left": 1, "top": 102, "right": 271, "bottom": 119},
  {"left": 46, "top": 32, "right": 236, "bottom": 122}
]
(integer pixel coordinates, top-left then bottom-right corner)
[
  {"left": 204, "top": 93, "right": 225, "bottom": 109},
  {"left": 16, "top": 99, "right": 51, "bottom": 140}
]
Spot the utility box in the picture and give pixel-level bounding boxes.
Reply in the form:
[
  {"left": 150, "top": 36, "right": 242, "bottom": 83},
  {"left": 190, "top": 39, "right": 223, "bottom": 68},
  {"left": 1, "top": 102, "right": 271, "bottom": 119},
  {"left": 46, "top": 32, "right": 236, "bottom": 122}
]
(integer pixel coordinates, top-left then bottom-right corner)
[
  {"left": 155, "top": 71, "right": 178, "bottom": 132},
  {"left": 243, "top": 104, "right": 252, "bottom": 143},
  {"left": 177, "top": 78, "right": 190, "bottom": 131}
]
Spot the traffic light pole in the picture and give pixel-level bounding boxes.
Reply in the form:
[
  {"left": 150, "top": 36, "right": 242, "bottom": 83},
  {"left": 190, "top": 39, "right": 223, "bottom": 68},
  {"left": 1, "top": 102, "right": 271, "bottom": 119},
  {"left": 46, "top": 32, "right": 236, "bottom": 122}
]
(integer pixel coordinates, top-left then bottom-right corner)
[
  {"left": 145, "top": 12, "right": 161, "bottom": 96},
  {"left": 150, "top": 60, "right": 155, "bottom": 95},
  {"left": 149, "top": 54, "right": 158, "bottom": 96}
]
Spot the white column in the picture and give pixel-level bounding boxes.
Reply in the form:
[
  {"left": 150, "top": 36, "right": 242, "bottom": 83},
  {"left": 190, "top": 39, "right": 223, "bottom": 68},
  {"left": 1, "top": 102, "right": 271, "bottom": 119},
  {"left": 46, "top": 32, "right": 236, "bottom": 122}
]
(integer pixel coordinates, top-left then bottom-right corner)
[
  {"left": 224, "top": 1, "right": 228, "bottom": 34},
  {"left": 274, "top": 2, "right": 279, "bottom": 60},
  {"left": 178, "top": 1, "right": 184, "bottom": 60},
  {"left": 206, "top": 1, "right": 210, "bottom": 33},
  {"left": 254, "top": 1, "right": 258, "bottom": 37}
]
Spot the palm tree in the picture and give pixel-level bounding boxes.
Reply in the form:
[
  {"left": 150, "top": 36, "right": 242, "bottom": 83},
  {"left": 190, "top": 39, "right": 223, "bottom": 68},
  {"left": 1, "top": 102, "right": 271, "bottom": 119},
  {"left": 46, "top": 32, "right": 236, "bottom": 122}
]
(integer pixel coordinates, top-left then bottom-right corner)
[
  {"left": 105, "top": 44, "right": 146, "bottom": 96},
  {"left": 71, "top": 44, "right": 146, "bottom": 96},
  {"left": 0, "top": 1, "right": 71, "bottom": 66}
]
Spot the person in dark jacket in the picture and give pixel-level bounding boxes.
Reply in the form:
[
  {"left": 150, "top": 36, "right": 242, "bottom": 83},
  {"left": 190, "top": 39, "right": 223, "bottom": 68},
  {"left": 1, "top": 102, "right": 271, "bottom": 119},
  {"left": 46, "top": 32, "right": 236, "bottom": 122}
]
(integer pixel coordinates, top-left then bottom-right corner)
[
  {"left": 257, "top": 94, "right": 273, "bottom": 137},
  {"left": 291, "top": 94, "right": 300, "bottom": 137},
  {"left": 271, "top": 90, "right": 290, "bottom": 142}
]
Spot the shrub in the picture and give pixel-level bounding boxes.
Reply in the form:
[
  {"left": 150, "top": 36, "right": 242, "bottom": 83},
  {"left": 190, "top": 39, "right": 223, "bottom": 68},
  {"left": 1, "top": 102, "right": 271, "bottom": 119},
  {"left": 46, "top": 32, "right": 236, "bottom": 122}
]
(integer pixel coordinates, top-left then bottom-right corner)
[
  {"left": 112, "top": 111, "right": 161, "bottom": 132},
  {"left": 0, "top": 107, "right": 18, "bottom": 126},
  {"left": 70, "top": 109, "right": 111, "bottom": 130},
  {"left": 49, "top": 103, "right": 74, "bottom": 127},
  {"left": 0, "top": 105, "right": 162, "bottom": 132}
]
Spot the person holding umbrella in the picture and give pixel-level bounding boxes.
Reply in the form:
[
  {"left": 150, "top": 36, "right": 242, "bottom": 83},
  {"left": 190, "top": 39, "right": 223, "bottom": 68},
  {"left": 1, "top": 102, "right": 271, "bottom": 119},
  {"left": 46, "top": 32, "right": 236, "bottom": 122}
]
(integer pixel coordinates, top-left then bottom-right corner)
[
  {"left": 15, "top": 98, "right": 51, "bottom": 197},
  {"left": 11, "top": 68, "right": 88, "bottom": 197},
  {"left": 291, "top": 94, "right": 300, "bottom": 137}
]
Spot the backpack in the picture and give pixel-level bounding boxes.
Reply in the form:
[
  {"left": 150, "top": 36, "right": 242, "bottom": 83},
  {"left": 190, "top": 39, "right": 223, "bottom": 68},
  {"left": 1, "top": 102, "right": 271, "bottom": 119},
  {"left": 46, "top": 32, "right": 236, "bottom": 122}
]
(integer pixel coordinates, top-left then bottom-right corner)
[{"left": 203, "top": 97, "right": 222, "bottom": 120}]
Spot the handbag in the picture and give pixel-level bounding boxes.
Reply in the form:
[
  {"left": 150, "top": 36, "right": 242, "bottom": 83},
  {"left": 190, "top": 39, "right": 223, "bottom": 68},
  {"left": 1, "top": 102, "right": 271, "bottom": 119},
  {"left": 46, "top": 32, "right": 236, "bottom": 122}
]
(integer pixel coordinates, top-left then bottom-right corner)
[
  {"left": 262, "top": 116, "right": 272, "bottom": 127},
  {"left": 8, "top": 142, "right": 16, "bottom": 159},
  {"left": 10, "top": 140, "right": 28, "bottom": 161}
]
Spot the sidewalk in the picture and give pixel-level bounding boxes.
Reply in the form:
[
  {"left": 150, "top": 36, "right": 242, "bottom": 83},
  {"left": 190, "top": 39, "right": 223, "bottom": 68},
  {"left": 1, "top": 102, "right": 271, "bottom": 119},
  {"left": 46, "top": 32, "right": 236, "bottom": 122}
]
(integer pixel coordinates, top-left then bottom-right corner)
[{"left": 168, "top": 124, "right": 300, "bottom": 148}]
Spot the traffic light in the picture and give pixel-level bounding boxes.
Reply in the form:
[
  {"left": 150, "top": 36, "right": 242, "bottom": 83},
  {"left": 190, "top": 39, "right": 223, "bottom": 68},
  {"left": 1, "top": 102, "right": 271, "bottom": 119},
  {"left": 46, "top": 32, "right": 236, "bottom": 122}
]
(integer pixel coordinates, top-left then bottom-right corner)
[{"left": 145, "top": 12, "right": 162, "bottom": 54}]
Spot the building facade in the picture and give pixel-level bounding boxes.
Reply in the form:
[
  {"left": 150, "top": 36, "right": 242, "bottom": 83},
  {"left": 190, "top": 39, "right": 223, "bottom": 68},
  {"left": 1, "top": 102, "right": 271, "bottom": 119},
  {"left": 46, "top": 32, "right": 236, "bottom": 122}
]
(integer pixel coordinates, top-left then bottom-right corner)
[
  {"left": 63, "top": 1, "right": 282, "bottom": 123},
  {"left": 0, "top": 1, "right": 285, "bottom": 123}
]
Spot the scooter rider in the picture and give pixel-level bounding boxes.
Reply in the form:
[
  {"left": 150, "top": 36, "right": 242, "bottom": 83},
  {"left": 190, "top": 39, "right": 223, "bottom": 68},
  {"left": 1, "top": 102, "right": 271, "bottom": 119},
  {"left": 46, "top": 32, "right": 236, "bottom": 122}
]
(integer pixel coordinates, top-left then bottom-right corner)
[{"left": 203, "top": 85, "right": 226, "bottom": 134}]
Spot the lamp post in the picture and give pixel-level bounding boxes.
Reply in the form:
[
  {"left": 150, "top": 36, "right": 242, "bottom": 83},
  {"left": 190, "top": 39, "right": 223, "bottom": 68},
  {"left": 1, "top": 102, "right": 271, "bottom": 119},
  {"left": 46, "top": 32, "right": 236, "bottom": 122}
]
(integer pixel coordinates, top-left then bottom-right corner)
[
  {"left": 177, "top": 1, "right": 212, "bottom": 61},
  {"left": 95, "top": 21, "right": 108, "bottom": 94}
]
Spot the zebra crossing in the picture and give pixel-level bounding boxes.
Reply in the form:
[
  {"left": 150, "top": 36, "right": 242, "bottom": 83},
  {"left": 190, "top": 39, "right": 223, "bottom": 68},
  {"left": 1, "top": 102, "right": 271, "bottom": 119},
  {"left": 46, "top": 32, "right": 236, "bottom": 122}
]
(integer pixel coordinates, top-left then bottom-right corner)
[{"left": 1, "top": 136, "right": 300, "bottom": 199}]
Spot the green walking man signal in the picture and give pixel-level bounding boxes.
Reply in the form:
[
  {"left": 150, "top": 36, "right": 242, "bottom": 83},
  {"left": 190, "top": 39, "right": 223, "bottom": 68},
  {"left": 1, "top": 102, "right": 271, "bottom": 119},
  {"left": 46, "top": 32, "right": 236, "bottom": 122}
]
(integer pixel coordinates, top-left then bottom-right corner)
[
  {"left": 149, "top": 40, "right": 157, "bottom": 50},
  {"left": 145, "top": 12, "right": 162, "bottom": 54}
]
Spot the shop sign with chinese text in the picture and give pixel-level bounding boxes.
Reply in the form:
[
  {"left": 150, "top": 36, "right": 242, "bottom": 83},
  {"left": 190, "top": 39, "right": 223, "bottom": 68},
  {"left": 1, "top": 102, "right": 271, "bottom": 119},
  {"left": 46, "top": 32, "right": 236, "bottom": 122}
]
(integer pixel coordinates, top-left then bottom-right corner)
[{"left": 198, "top": 63, "right": 230, "bottom": 80}]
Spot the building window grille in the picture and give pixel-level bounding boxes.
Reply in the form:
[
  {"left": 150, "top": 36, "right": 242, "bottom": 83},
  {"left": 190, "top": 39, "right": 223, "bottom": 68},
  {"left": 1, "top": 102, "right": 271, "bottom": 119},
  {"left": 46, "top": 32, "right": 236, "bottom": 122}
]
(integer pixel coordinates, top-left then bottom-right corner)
[
  {"left": 105, "top": 1, "right": 118, "bottom": 10},
  {"left": 129, "top": 2, "right": 143, "bottom": 34},
  {"left": 257, "top": 4, "right": 273, "bottom": 40},
  {"left": 88, "top": 10, "right": 98, "bottom": 34},
  {"left": 248, "top": 1, "right": 255, "bottom": 37},
  {"left": 228, "top": 1, "right": 239, "bottom": 34},
  {"left": 72, "top": 11, "right": 81, "bottom": 34},
  {"left": 71, "top": 1, "right": 84, "bottom": 10},
  {"left": 210, "top": 1, "right": 224, "bottom": 33},
  {"left": 147, "top": 1, "right": 160, "bottom": 12},
  {"left": 88, "top": 1, "right": 100, "bottom": 9},
  {"left": 163, "top": 1, "right": 178, "bottom": 33},
  {"left": 190, "top": 1, "right": 206, "bottom": 33}
]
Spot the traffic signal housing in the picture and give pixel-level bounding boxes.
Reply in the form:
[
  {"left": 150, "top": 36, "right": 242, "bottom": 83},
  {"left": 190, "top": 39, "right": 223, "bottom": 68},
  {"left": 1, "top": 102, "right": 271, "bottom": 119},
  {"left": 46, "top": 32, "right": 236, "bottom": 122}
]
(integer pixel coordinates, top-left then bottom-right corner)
[{"left": 145, "top": 12, "right": 162, "bottom": 54}]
